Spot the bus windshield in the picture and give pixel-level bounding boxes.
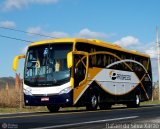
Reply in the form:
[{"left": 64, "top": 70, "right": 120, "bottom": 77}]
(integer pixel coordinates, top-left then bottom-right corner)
[{"left": 24, "top": 43, "right": 73, "bottom": 87}]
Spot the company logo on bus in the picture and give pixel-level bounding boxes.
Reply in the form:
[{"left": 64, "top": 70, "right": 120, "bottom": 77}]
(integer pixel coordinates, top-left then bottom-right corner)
[
  {"left": 109, "top": 71, "right": 117, "bottom": 80},
  {"left": 109, "top": 71, "right": 131, "bottom": 81}
]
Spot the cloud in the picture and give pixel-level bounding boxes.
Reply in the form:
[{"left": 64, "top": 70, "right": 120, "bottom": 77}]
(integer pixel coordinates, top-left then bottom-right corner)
[
  {"left": 1, "top": 0, "right": 59, "bottom": 11},
  {"left": 114, "top": 36, "right": 139, "bottom": 47},
  {"left": 27, "top": 26, "right": 43, "bottom": 35},
  {"left": 27, "top": 27, "right": 114, "bottom": 39},
  {"left": 144, "top": 46, "right": 157, "bottom": 58},
  {"left": 76, "top": 28, "right": 109, "bottom": 39},
  {"left": 133, "top": 42, "right": 157, "bottom": 58},
  {"left": 0, "top": 21, "right": 16, "bottom": 28},
  {"left": 27, "top": 26, "right": 69, "bottom": 38},
  {"left": 49, "top": 31, "right": 69, "bottom": 38}
]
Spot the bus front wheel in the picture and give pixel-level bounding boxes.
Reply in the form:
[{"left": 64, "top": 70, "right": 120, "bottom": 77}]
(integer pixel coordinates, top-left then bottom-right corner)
[{"left": 47, "top": 105, "right": 60, "bottom": 112}]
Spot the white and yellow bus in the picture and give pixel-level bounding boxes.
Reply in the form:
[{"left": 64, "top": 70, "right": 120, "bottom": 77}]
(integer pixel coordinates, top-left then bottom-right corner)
[{"left": 13, "top": 38, "right": 152, "bottom": 112}]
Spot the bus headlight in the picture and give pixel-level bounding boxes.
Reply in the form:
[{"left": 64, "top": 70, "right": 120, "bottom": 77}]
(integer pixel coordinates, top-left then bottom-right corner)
[
  {"left": 24, "top": 89, "right": 32, "bottom": 96},
  {"left": 59, "top": 87, "right": 72, "bottom": 95}
]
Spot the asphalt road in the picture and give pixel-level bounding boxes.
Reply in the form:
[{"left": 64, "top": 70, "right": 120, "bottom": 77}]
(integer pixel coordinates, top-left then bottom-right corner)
[{"left": 0, "top": 105, "right": 160, "bottom": 129}]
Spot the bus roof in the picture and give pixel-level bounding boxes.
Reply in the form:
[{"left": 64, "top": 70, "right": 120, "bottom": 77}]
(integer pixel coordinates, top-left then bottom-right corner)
[{"left": 29, "top": 38, "right": 150, "bottom": 58}]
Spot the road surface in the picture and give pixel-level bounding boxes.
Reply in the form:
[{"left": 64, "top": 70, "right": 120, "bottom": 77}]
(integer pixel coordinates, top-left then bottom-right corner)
[{"left": 0, "top": 105, "right": 160, "bottom": 129}]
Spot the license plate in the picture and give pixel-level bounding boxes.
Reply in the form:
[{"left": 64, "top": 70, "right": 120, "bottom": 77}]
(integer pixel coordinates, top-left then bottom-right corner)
[{"left": 41, "top": 97, "right": 49, "bottom": 101}]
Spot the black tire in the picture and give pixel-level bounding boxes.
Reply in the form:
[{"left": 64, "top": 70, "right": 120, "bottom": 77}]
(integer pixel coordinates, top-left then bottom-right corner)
[
  {"left": 99, "top": 103, "right": 111, "bottom": 110},
  {"left": 47, "top": 105, "right": 60, "bottom": 112},
  {"left": 127, "top": 94, "right": 140, "bottom": 108},
  {"left": 86, "top": 94, "right": 98, "bottom": 110}
]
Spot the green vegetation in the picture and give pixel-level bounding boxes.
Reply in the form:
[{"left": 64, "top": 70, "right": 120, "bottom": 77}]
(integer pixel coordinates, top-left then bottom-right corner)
[
  {"left": 0, "top": 107, "right": 48, "bottom": 114},
  {"left": 141, "top": 100, "right": 160, "bottom": 105}
]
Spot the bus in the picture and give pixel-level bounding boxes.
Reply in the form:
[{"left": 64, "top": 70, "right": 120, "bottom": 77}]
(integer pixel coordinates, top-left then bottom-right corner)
[{"left": 12, "top": 38, "right": 152, "bottom": 112}]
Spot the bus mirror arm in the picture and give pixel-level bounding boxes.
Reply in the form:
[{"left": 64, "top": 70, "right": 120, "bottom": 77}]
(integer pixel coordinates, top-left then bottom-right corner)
[{"left": 12, "top": 55, "right": 26, "bottom": 72}]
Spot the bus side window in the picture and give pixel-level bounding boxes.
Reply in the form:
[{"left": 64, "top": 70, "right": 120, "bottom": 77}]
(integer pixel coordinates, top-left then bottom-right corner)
[
  {"left": 97, "top": 54, "right": 103, "bottom": 67},
  {"left": 103, "top": 55, "right": 107, "bottom": 67},
  {"left": 143, "top": 59, "right": 148, "bottom": 70},
  {"left": 108, "top": 56, "right": 110, "bottom": 65}
]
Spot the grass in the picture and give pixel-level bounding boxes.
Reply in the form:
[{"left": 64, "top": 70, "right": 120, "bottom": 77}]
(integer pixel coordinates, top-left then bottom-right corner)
[
  {"left": 0, "top": 107, "right": 48, "bottom": 114},
  {"left": 0, "top": 88, "right": 20, "bottom": 108},
  {"left": 141, "top": 100, "right": 160, "bottom": 105},
  {"left": 0, "top": 107, "right": 87, "bottom": 114}
]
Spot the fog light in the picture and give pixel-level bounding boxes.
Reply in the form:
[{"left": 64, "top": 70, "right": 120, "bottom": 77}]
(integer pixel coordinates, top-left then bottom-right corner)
[
  {"left": 26, "top": 100, "right": 29, "bottom": 103},
  {"left": 66, "top": 99, "right": 69, "bottom": 102}
]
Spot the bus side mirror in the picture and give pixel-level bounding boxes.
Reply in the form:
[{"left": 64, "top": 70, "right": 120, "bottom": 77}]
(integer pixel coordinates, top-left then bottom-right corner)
[
  {"left": 67, "top": 52, "right": 73, "bottom": 68},
  {"left": 12, "top": 55, "right": 25, "bottom": 72}
]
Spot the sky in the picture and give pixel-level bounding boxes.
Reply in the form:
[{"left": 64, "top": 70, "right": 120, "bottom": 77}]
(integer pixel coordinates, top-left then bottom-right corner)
[{"left": 0, "top": 0, "right": 159, "bottom": 82}]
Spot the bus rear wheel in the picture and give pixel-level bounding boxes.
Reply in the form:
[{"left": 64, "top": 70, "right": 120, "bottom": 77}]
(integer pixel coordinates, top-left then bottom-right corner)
[
  {"left": 86, "top": 94, "right": 98, "bottom": 110},
  {"left": 47, "top": 105, "right": 60, "bottom": 112},
  {"left": 127, "top": 94, "right": 140, "bottom": 108},
  {"left": 134, "top": 94, "right": 140, "bottom": 107}
]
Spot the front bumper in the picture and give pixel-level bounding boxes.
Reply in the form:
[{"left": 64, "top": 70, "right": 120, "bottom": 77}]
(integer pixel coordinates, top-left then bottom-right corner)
[{"left": 24, "top": 90, "right": 73, "bottom": 106}]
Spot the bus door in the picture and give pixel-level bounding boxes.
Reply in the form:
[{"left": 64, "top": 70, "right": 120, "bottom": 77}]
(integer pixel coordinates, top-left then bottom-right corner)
[{"left": 73, "top": 52, "right": 89, "bottom": 104}]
